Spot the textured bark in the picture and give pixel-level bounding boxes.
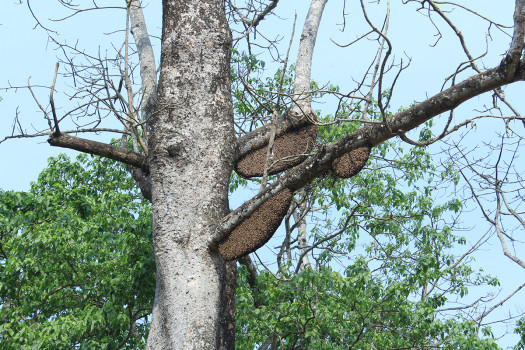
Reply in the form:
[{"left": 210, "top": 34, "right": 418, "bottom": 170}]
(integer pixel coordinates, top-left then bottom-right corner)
[
  {"left": 291, "top": 0, "right": 328, "bottom": 112},
  {"left": 504, "top": 0, "right": 525, "bottom": 79},
  {"left": 294, "top": 192, "right": 311, "bottom": 271},
  {"left": 146, "top": 0, "right": 236, "bottom": 349},
  {"left": 128, "top": 166, "right": 152, "bottom": 202},
  {"left": 129, "top": 0, "right": 157, "bottom": 122}
]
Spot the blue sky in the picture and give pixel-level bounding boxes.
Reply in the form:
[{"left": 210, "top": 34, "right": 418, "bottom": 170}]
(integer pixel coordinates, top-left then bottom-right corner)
[{"left": 0, "top": 1, "right": 518, "bottom": 189}]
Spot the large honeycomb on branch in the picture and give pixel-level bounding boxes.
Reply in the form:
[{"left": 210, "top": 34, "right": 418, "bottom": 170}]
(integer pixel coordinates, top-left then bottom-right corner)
[
  {"left": 235, "top": 125, "right": 317, "bottom": 178},
  {"left": 218, "top": 188, "right": 293, "bottom": 261},
  {"left": 331, "top": 146, "right": 371, "bottom": 178}
]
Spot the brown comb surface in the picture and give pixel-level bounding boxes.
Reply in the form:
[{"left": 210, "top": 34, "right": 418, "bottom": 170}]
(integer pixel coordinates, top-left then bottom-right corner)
[
  {"left": 218, "top": 188, "right": 293, "bottom": 261},
  {"left": 235, "top": 125, "right": 317, "bottom": 178},
  {"left": 331, "top": 146, "right": 371, "bottom": 178}
]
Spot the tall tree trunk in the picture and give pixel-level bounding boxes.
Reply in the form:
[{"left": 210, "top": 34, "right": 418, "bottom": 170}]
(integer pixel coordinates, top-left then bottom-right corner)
[{"left": 146, "top": 0, "right": 236, "bottom": 349}]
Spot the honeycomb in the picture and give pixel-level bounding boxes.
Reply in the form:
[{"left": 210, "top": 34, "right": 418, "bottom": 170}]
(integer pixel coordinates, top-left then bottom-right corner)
[
  {"left": 218, "top": 188, "right": 293, "bottom": 261},
  {"left": 331, "top": 146, "right": 371, "bottom": 178},
  {"left": 235, "top": 125, "right": 317, "bottom": 178}
]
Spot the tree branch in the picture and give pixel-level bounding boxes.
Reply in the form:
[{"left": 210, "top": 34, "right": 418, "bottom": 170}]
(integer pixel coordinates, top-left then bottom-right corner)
[
  {"left": 504, "top": 0, "right": 525, "bottom": 79},
  {"left": 238, "top": 255, "right": 258, "bottom": 291},
  {"left": 49, "top": 62, "right": 60, "bottom": 134},
  {"left": 250, "top": 0, "right": 279, "bottom": 28},
  {"left": 48, "top": 133, "right": 148, "bottom": 171},
  {"left": 129, "top": 0, "right": 157, "bottom": 123},
  {"left": 292, "top": 0, "right": 328, "bottom": 112},
  {"left": 212, "top": 60, "right": 525, "bottom": 246}
]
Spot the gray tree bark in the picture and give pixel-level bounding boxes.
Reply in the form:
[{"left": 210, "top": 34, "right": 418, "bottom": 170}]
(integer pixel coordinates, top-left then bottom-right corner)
[{"left": 146, "top": 0, "right": 236, "bottom": 348}]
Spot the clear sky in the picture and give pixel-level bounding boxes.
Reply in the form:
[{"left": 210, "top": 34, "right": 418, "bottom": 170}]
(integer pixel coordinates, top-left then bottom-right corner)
[
  {"left": 0, "top": 1, "right": 518, "bottom": 189},
  {"left": 2, "top": 1, "right": 524, "bottom": 348}
]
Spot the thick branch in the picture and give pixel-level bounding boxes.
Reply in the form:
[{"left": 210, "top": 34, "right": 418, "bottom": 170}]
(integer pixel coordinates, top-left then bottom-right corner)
[
  {"left": 129, "top": 166, "right": 152, "bottom": 201},
  {"left": 250, "top": 0, "right": 279, "bottom": 27},
  {"left": 48, "top": 133, "right": 148, "bottom": 171},
  {"left": 212, "top": 60, "right": 525, "bottom": 245},
  {"left": 129, "top": 0, "right": 157, "bottom": 122},
  {"left": 494, "top": 186, "right": 525, "bottom": 269},
  {"left": 292, "top": 0, "right": 328, "bottom": 111},
  {"left": 505, "top": 0, "right": 525, "bottom": 78},
  {"left": 238, "top": 255, "right": 258, "bottom": 290}
]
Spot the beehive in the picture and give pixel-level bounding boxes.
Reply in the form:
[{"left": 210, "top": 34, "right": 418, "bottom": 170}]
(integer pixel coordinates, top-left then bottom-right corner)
[
  {"left": 331, "top": 146, "right": 371, "bottom": 178},
  {"left": 235, "top": 125, "right": 317, "bottom": 178},
  {"left": 218, "top": 188, "right": 293, "bottom": 261}
]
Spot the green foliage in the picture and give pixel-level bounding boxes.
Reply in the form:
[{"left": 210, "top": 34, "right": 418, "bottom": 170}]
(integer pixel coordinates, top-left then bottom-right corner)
[
  {"left": 230, "top": 172, "right": 249, "bottom": 193},
  {"left": 0, "top": 154, "right": 154, "bottom": 349},
  {"left": 514, "top": 318, "right": 525, "bottom": 350},
  {"left": 237, "top": 265, "right": 500, "bottom": 349}
]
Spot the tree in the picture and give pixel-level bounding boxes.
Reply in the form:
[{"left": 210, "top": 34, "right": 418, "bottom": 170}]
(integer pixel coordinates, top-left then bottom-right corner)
[
  {"left": 0, "top": 154, "right": 154, "bottom": 349},
  {"left": 2, "top": 0, "right": 525, "bottom": 348}
]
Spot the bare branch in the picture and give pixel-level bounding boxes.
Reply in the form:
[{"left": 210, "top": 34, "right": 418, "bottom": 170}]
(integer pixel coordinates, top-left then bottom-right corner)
[
  {"left": 292, "top": 0, "right": 328, "bottom": 112},
  {"left": 48, "top": 133, "right": 148, "bottom": 170},
  {"left": 129, "top": 0, "right": 157, "bottom": 122},
  {"left": 250, "top": 0, "right": 279, "bottom": 28},
  {"left": 399, "top": 114, "right": 524, "bottom": 147},
  {"left": 494, "top": 193, "right": 525, "bottom": 269},
  {"left": 478, "top": 282, "right": 525, "bottom": 321},
  {"left": 362, "top": 0, "right": 391, "bottom": 121},
  {"left": 49, "top": 63, "right": 61, "bottom": 134}
]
